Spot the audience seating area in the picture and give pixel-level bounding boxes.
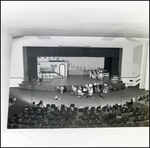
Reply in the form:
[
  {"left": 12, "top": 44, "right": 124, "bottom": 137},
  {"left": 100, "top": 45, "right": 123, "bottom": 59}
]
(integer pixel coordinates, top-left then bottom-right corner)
[
  {"left": 8, "top": 93, "right": 149, "bottom": 129},
  {"left": 136, "top": 93, "right": 149, "bottom": 104}
]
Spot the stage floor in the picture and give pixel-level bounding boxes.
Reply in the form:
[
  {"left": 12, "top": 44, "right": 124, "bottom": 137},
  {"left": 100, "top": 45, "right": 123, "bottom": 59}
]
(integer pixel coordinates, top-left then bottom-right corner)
[{"left": 19, "top": 75, "right": 122, "bottom": 91}]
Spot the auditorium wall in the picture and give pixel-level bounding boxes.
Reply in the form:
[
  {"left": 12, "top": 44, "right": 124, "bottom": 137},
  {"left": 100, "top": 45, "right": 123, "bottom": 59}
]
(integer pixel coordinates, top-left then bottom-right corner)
[
  {"left": 1, "top": 24, "right": 12, "bottom": 137},
  {"left": 9, "top": 36, "right": 146, "bottom": 87},
  {"left": 121, "top": 45, "right": 142, "bottom": 78}
]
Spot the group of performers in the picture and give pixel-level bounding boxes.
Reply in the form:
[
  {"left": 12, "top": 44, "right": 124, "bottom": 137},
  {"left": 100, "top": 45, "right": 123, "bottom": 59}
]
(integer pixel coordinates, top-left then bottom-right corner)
[
  {"left": 72, "top": 82, "right": 109, "bottom": 98},
  {"left": 56, "top": 82, "right": 109, "bottom": 99},
  {"left": 56, "top": 85, "right": 67, "bottom": 94},
  {"left": 89, "top": 69, "right": 105, "bottom": 80}
]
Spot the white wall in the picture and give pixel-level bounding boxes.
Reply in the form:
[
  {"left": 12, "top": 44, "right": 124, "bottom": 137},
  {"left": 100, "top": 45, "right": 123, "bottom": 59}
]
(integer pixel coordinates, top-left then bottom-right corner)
[
  {"left": 140, "top": 41, "right": 149, "bottom": 90},
  {"left": 133, "top": 44, "right": 143, "bottom": 64},
  {"left": 10, "top": 36, "right": 147, "bottom": 87},
  {"left": 1, "top": 24, "right": 12, "bottom": 137},
  {"left": 121, "top": 45, "right": 142, "bottom": 78},
  {"left": 9, "top": 45, "right": 24, "bottom": 87}
]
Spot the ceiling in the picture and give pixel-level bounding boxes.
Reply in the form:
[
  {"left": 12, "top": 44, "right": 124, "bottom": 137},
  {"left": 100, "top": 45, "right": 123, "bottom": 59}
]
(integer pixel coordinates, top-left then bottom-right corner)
[{"left": 1, "top": 1, "right": 149, "bottom": 38}]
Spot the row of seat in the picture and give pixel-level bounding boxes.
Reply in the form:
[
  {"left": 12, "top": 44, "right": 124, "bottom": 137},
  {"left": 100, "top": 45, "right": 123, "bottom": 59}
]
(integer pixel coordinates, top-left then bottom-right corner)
[{"left": 8, "top": 100, "right": 149, "bottom": 128}]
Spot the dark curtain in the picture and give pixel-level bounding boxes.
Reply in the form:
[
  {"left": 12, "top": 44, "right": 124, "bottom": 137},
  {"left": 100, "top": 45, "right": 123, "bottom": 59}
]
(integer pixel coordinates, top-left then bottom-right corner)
[
  {"left": 104, "top": 57, "right": 112, "bottom": 76},
  {"left": 27, "top": 47, "right": 119, "bottom": 57},
  {"left": 104, "top": 57, "right": 119, "bottom": 76},
  {"left": 111, "top": 57, "right": 119, "bottom": 76},
  {"left": 28, "top": 57, "right": 37, "bottom": 81}
]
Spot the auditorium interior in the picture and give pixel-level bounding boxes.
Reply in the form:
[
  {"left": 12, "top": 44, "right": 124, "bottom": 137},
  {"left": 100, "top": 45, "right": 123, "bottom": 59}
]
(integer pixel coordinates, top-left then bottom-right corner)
[{"left": 1, "top": 1, "right": 149, "bottom": 147}]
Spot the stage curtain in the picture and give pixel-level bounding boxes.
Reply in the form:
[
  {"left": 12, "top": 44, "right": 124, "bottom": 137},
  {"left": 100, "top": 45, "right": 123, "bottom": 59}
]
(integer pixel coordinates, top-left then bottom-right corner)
[
  {"left": 28, "top": 57, "right": 37, "bottom": 81},
  {"left": 26, "top": 47, "right": 119, "bottom": 57},
  {"left": 111, "top": 57, "right": 119, "bottom": 76},
  {"left": 104, "top": 57, "right": 112, "bottom": 76}
]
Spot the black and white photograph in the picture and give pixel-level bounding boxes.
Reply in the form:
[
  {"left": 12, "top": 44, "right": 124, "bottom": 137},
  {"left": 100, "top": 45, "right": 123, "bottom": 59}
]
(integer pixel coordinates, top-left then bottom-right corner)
[{"left": 1, "top": 1, "right": 149, "bottom": 147}]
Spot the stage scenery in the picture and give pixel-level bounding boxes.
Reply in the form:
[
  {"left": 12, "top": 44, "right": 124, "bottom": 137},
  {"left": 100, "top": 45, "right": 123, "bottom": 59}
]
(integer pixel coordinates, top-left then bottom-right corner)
[{"left": 8, "top": 47, "right": 149, "bottom": 129}]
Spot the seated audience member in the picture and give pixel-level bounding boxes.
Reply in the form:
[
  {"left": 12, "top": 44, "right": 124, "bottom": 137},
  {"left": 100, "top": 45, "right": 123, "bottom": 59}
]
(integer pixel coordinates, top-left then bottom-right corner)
[
  {"left": 145, "top": 96, "right": 149, "bottom": 104},
  {"left": 137, "top": 95, "right": 143, "bottom": 102},
  {"left": 132, "top": 97, "right": 136, "bottom": 102},
  {"left": 32, "top": 101, "right": 35, "bottom": 105},
  {"left": 145, "top": 93, "right": 149, "bottom": 99},
  {"left": 88, "top": 84, "right": 93, "bottom": 88},
  {"left": 93, "top": 83, "right": 96, "bottom": 92},
  {"left": 98, "top": 71, "right": 104, "bottom": 80},
  {"left": 103, "top": 83, "right": 109, "bottom": 94},
  {"left": 77, "top": 87, "right": 85, "bottom": 97},
  {"left": 95, "top": 83, "right": 101, "bottom": 93},
  {"left": 32, "top": 101, "right": 37, "bottom": 108},
  {"left": 62, "top": 116, "right": 72, "bottom": 127},
  {"left": 57, "top": 85, "right": 67, "bottom": 93},
  {"left": 82, "top": 85, "right": 88, "bottom": 94},
  {"left": 89, "top": 70, "right": 92, "bottom": 79},
  {"left": 85, "top": 84, "right": 89, "bottom": 89},
  {"left": 87, "top": 87, "right": 93, "bottom": 97},
  {"left": 91, "top": 71, "right": 97, "bottom": 80},
  {"left": 134, "top": 105, "right": 140, "bottom": 112},
  {"left": 37, "top": 100, "right": 44, "bottom": 108},
  {"left": 72, "top": 84, "right": 78, "bottom": 95},
  {"left": 9, "top": 97, "right": 16, "bottom": 104},
  {"left": 144, "top": 93, "right": 149, "bottom": 104},
  {"left": 122, "top": 106, "right": 128, "bottom": 113},
  {"left": 115, "top": 108, "right": 122, "bottom": 116}
]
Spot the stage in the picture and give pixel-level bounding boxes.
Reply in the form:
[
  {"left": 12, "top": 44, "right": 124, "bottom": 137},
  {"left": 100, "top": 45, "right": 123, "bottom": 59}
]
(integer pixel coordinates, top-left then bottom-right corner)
[{"left": 19, "top": 75, "right": 125, "bottom": 91}]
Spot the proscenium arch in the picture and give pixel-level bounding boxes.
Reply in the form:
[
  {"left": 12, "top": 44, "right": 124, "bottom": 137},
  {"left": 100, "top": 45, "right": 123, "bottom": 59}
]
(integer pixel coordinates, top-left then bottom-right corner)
[{"left": 23, "top": 47, "right": 122, "bottom": 81}]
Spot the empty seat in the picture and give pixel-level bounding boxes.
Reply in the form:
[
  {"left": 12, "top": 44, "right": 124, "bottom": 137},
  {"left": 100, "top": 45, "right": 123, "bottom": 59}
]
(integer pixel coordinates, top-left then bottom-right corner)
[
  {"left": 91, "top": 119, "right": 102, "bottom": 127},
  {"left": 48, "top": 119, "right": 54, "bottom": 125},
  {"left": 46, "top": 104, "right": 51, "bottom": 108},
  {"left": 51, "top": 104, "right": 56, "bottom": 109},
  {"left": 74, "top": 120, "right": 82, "bottom": 128},
  {"left": 143, "top": 120, "right": 149, "bottom": 127},
  {"left": 128, "top": 111, "right": 136, "bottom": 117},
  {"left": 14, "top": 113, "right": 22, "bottom": 118},
  {"left": 8, "top": 118, "right": 15, "bottom": 124},
  {"left": 33, "top": 123, "right": 41, "bottom": 128},
  {"left": 37, "top": 117, "right": 44, "bottom": 124},
  {"left": 21, "top": 124, "right": 31, "bottom": 128},
  {"left": 41, "top": 123, "right": 49, "bottom": 128},
  {"left": 12, "top": 123, "right": 22, "bottom": 128},
  {"left": 35, "top": 114, "right": 42, "bottom": 119},
  {"left": 29, "top": 118, "right": 37, "bottom": 126},
  {"left": 79, "top": 115, "right": 86, "bottom": 120},
  {"left": 22, "top": 118, "right": 30, "bottom": 124},
  {"left": 15, "top": 118, "right": 22, "bottom": 124},
  {"left": 133, "top": 116, "right": 139, "bottom": 123},
  {"left": 115, "top": 122, "right": 125, "bottom": 127},
  {"left": 133, "top": 121, "right": 140, "bottom": 127},
  {"left": 70, "top": 104, "right": 75, "bottom": 108},
  {"left": 54, "top": 119, "right": 63, "bottom": 127}
]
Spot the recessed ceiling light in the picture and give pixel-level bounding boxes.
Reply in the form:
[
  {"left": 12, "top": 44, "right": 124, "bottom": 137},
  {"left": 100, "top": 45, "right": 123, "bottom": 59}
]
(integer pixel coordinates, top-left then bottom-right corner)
[
  {"left": 101, "top": 37, "right": 117, "bottom": 41},
  {"left": 36, "top": 36, "right": 51, "bottom": 39}
]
